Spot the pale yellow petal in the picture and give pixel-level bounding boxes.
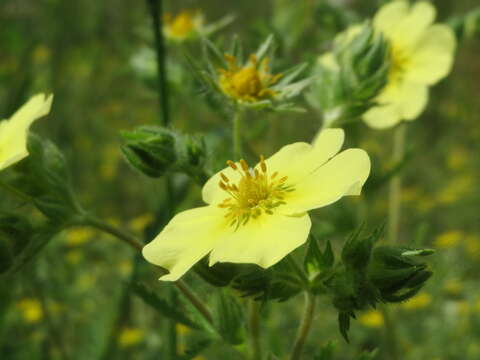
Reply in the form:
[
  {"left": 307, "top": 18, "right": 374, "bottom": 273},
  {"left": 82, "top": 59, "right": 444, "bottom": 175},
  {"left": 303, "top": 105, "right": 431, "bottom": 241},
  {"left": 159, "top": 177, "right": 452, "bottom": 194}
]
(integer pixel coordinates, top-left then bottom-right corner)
[
  {"left": 202, "top": 161, "right": 244, "bottom": 205},
  {"left": 373, "top": 1, "right": 409, "bottom": 34},
  {"left": 264, "top": 128, "right": 345, "bottom": 185},
  {"left": 363, "top": 102, "right": 402, "bottom": 129},
  {"left": 0, "top": 93, "right": 53, "bottom": 171},
  {"left": 209, "top": 213, "right": 311, "bottom": 268},
  {"left": 406, "top": 25, "right": 456, "bottom": 85},
  {"left": 281, "top": 149, "right": 370, "bottom": 214},
  {"left": 142, "top": 206, "right": 228, "bottom": 281},
  {"left": 400, "top": 83, "right": 429, "bottom": 120},
  {"left": 379, "top": 2, "right": 436, "bottom": 48}
]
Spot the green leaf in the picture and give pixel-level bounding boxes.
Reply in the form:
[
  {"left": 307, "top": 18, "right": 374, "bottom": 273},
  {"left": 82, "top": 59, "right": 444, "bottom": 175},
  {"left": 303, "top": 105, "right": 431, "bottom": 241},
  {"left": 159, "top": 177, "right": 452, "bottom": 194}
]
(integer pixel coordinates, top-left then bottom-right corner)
[
  {"left": 314, "top": 341, "right": 337, "bottom": 360},
  {"left": 132, "top": 282, "right": 200, "bottom": 329},
  {"left": 213, "top": 290, "right": 245, "bottom": 345},
  {"left": 255, "top": 34, "right": 275, "bottom": 61},
  {"left": 338, "top": 312, "right": 351, "bottom": 343},
  {"left": 357, "top": 349, "right": 378, "bottom": 360}
]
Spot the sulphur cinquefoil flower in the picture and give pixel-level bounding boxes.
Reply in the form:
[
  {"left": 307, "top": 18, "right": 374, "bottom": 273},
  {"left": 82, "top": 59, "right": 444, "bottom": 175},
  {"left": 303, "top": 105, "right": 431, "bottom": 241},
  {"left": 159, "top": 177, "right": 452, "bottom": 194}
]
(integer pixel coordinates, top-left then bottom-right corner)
[
  {"left": 143, "top": 129, "right": 370, "bottom": 281},
  {"left": 363, "top": 1, "right": 456, "bottom": 129},
  {"left": 0, "top": 93, "right": 53, "bottom": 171},
  {"left": 163, "top": 10, "right": 234, "bottom": 43}
]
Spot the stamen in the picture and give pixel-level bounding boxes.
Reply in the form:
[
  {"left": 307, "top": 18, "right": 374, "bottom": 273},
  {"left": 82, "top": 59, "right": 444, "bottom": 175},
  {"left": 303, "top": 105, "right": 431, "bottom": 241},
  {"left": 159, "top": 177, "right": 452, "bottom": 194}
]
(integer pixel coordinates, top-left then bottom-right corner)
[
  {"left": 227, "top": 160, "right": 237, "bottom": 170},
  {"left": 219, "top": 181, "right": 228, "bottom": 191},
  {"left": 220, "top": 172, "right": 229, "bottom": 183},
  {"left": 240, "top": 159, "right": 249, "bottom": 172},
  {"left": 260, "top": 154, "right": 267, "bottom": 173}
]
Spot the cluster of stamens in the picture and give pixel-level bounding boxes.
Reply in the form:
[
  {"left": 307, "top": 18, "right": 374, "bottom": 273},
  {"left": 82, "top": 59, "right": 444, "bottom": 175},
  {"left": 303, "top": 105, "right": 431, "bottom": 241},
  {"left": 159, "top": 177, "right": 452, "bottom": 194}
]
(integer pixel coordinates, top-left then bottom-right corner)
[
  {"left": 217, "top": 155, "right": 294, "bottom": 229},
  {"left": 388, "top": 45, "right": 410, "bottom": 85},
  {"left": 218, "top": 54, "right": 283, "bottom": 103}
]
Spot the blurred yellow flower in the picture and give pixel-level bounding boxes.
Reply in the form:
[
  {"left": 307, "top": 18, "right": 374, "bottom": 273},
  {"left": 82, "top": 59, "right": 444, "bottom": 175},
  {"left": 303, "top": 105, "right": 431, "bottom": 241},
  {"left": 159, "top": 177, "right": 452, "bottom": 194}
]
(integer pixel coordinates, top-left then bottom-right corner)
[
  {"left": 434, "top": 230, "right": 463, "bottom": 249},
  {"left": 401, "top": 292, "right": 432, "bottom": 310},
  {"left": 362, "top": 1, "right": 456, "bottom": 129},
  {"left": 164, "top": 10, "right": 204, "bottom": 41},
  {"left": 118, "top": 327, "right": 144, "bottom": 347},
  {"left": 143, "top": 129, "right": 370, "bottom": 281},
  {"left": 32, "top": 45, "right": 50, "bottom": 64},
  {"left": 176, "top": 323, "right": 191, "bottom": 336},
  {"left": 359, "top": 310, "right": 384, "bottom": 328},
  {"left": 219, "top": 54, "right": 282, "bottom": 103},
  {"left": 0, "top": 93, "right": 53, "bottom": 171},
  {"left": 444, "top": 280, "right": 463, "bottom": 297},
  {"left": 66, "top": 250, "right": 83, "bottom": 265},
  {"left": 129, "top": 214, "right": 154, "bottom": 233},
  {"left": 65, "top": 227, "right": 95, "bottom": 246},
  {"left": 437, "top": 175, "right": 474, "bottom": 204},
  {"left": 464, "top": 235, "right": 480, "bottom": 258},
  {"left": 16, "top": 298, "right": 43, "bottom": 323}
]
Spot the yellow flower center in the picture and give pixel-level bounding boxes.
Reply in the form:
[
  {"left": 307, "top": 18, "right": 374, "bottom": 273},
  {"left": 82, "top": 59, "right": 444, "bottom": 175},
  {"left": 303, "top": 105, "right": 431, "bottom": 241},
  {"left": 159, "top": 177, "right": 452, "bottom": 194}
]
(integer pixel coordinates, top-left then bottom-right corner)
[
  {"left": 388, "top": 45, "right": 410, "bottom": 84},
  {"left": 218, "top": 54, "right": 283, "bottom": 103},
  {"left": 217, "top": 156, "right": 294, "bottom": 228},
  {"left": 164, "top": 11, "right": 198, "bottom": 39}
]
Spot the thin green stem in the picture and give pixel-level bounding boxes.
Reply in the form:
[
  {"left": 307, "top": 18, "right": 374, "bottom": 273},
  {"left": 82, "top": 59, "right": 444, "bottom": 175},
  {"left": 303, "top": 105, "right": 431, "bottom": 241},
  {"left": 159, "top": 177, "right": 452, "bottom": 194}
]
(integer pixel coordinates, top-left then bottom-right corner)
[
  {"left": 290, "top": 292, "right": 316, "bottom": 360},
  {"left": 146, "top": 0, "right": 170, "bottom": 126},
  {"left": 248, "top": 300, "right": 262, "bottom": 360},
  {"left": 0, "top": 180, "right": 33, "bottom": 202},
  {"left": 84, "top": 216, "right": 214, "bottom": 326},
  {"left": 233, "top": 108, "right": 243, "bottom": 159},
  {"left": 388, "top": 124, "right": 406, "bottom": 244}
]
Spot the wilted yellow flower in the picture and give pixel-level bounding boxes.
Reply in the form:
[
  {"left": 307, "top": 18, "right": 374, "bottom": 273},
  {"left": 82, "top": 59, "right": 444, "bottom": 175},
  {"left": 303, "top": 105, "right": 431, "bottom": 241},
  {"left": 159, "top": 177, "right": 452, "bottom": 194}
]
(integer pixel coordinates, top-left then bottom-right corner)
[
  {"left": 359, "top": 310, "right": 384, "bottom": 328},
  {"left": 219, "top": 54, "right": 283, "bottom": 103},
  {"left": 16, "top": 298, "right": 43, "bottom": 323},
  {"left": 362, "top": 1, "right": 456, "bottom": 129},
  {"left": 401, "top": 292, "right": 432, "bottom": 310},
  {"left": 118, "top": 327, "right": 144, "bottom": 347},
  {"left": 434, "top": 230, "right": 463, "bottom": 249},
  {"left": 0, "top": 93, "right": 53, "bottom": 171},
  {"left": 143, "top": 129, "right": 370, "bottom": 281}
]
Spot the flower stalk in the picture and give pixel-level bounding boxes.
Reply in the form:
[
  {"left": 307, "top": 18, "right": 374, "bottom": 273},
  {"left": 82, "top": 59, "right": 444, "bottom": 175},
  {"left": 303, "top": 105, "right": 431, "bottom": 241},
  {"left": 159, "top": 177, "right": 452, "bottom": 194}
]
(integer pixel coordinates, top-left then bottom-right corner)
[
  {"left": 248, "top": 300, "right": 262, "bottom": 360},
  {"left": 233, "top": 107, "right": 243, "bottom": 160},
  {"left": 290, "top": 292, "right": 316, "bottom": 360}
]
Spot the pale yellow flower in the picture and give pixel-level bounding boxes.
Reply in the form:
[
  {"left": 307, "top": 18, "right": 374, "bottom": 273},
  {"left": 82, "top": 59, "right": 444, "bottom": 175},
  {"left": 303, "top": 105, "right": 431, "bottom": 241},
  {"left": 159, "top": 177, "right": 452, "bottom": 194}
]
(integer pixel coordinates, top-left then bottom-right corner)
[
  {"left": 16, "top": 298, "right": 43, "bottom": 323},
  {"left": 400, "top": 292, "right": 432, "bottom": 310},
  {"left": 143, "top": 129, "right": 370, "bottom": 281},
  {"left": 118, "top": 327, "right": 144, "bottom": 347},
  {"left": 359, "top": 310, "right": 384, "bottom": 328},
  {"left": 362, "top": 1, "right": 456, "bottom": 129},
  {"left": 0, "top": 93, "right": 53, "bottom": 171}
]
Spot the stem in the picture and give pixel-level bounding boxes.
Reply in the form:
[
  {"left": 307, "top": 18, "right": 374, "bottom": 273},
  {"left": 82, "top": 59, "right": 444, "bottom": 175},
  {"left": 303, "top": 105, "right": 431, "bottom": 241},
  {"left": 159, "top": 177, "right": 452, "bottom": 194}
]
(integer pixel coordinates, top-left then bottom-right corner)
[
  {"left": 290, "top": 292, "right": 316, "bottom": 360},
  {"left": 248, "top": 300, "right": 262, "bottom": 360},
  {"left": 380, "top": 306, "right": 399, "bottom": 360},
  {"left": 0, "top": 180, "right": 33, "bottom": 202},
  {"left": 167, "top": 288, "right": 178, "bottom": 359},
  {"left": 84, "top": 216, "right": 214, "bottom": 326},
  {"left": 233, "top": 108, "right": 243, "bottom": 159},
  {"left": 388, "top": 123, "right": 406, "bottom": 244},
  {"left": 146, "top": 0, "right": 170, "bottom": 126}
]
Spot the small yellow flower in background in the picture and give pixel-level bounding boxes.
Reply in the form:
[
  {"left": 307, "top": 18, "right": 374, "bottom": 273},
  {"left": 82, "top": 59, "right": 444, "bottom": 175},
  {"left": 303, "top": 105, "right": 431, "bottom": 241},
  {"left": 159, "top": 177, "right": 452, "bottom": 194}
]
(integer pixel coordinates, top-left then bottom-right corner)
[
  {"left": 434, "top": 230, "right": 463, "bottom": 249},
  {"left": 219, "top": 54, "right": 283, "bottom": 103},
  {"left": 444, "top": 280, "right": 463, "bottom": 297},
  {"left": 359, "top": 310, "right": 384, "bottom": 328},
  {"left": 400, "top": 292, "right": 432, "bottom": 310},
  {"left": 118, "top": 260, "right": 133, "bottom": 276},
  {"left": 176, "top": 323, "right": 191, "bottom": 336},
  {"left": 143, "top": 129, "right": 370, "bottom": 281},
  {"left": 362, "top": 1, "right": 456, "bottom": 129},
  {"left": 164, "top": 10, "right": 203, "bottom": 41},
  {"left": 16, "top": 298, "right": 43, "bottom": 323},
  {"left": 437, "top": 175, "right": 474, "bottom": 204},
  {"left": 65, "top": 227, "right": 95, "bottom": 246},
  {"left": 464, "top": 235, "right": 480, "bottom": 258},
  {"left": 0, "top": 93, "right": 53, "bottom": 171},
  {"left": 129, "top": 213, "right": 155, "bottom": 233},
  {"left": 100, "top": 144, "right": 120, "bottom": 181},
  {"left": 118, "top": 327, "right": 144, "bottom": 347}
]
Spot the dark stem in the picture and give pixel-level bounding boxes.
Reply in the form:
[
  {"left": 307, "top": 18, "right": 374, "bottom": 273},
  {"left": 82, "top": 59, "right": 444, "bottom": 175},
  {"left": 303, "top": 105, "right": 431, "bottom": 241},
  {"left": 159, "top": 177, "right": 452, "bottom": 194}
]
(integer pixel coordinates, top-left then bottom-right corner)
[{"left": 146, "top": 0, "right": 170, "bottom": 126}]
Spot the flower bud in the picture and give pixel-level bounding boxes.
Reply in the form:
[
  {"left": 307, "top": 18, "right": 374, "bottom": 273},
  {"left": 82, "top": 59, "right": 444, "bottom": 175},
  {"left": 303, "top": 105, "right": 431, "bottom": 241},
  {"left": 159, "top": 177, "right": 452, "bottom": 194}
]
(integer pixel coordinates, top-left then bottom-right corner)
[{"left": 121, "top": 126, "right": 177, "bottom": 178}]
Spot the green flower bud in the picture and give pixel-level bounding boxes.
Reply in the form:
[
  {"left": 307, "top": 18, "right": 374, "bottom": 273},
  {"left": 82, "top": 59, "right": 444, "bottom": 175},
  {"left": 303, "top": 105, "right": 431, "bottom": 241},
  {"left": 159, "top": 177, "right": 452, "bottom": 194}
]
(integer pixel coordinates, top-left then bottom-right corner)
[
  {"left": 121, "top": 126, "right": 177, "bottom": 178},
  {"left": 341, "top": 229, "right": 374, "bottom": 271}
]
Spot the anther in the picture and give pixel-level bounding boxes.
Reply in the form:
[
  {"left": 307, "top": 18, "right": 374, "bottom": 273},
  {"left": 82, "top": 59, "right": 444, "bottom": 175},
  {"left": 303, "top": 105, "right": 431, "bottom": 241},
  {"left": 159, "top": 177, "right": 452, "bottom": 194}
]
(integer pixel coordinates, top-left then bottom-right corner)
[
  {"left": 240, "top": 159, "right": 249, "bottom": 172},
  {"left": 227, "top": 160, "right": 237, "bottom": 170},
  {"left": 260, "top": 155, "right": 267, "bottom": 173},
  {"left": 271, "top": 171, "right": 278, "bottom": 179},
  {"left": 219, "top": 181, "right": 228, "bottom": 191},
  {"left": 220, "top": 173, "right": 229, "bottom": 183}
]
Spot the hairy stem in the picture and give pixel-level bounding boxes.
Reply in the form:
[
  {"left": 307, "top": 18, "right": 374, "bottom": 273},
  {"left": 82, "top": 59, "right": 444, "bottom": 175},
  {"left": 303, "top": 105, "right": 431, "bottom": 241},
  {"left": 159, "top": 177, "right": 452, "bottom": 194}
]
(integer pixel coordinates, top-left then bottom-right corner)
[
  {"left": 84, "top": 217, "right": 214, "bottom": 326},
  {"left": 290, "top": 292, "right": 316, "bottom": 360},
  {"left": 388, "top": 124, "right": 406, "bottom": 244},
  {"left": 248, "top": 300, "right": 262, "bottom": 360},
  {"left": 146, "top": 0, "right": 170, "bottom": 126},
  {"left": 233, "top": 108, "right": 243, "bottom": 159}
]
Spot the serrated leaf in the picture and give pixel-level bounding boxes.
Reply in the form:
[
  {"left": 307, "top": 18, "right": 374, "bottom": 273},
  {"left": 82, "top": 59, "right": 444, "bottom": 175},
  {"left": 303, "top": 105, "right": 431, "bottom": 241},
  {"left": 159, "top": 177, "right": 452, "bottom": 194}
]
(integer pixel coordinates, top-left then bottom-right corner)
[
  {"left": 338, "top": 312, "right": 351, "bottom": 343},
  {"left": 132, "top": 282, "right": 200, "bottom": 329}
]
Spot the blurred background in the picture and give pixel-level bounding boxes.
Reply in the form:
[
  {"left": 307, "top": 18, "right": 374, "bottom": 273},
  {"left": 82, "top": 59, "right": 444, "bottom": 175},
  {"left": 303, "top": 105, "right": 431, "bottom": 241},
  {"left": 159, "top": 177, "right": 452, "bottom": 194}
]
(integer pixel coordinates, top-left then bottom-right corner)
[{"left": 1, "top": 0, "right": 479, "bottom": 359}]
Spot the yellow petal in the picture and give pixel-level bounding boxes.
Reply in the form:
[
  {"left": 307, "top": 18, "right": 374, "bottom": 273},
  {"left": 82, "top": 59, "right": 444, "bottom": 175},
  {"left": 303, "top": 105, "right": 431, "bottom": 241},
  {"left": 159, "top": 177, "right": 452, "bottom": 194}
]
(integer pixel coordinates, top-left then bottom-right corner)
[
  {"left": 363, "top": 82, "right": 428, "bottom": 129},
  {"left": 373, "top": 1, "right": 409, "bottom": 35},
  {"left": 376, "top": 1, "right": 436, "bottom": 49},
  {"left": 209, "top": 213, "right": 311, "bottom": 268},
  {"left": 406, "top": 25, "right": 456, "bottom": 85},
  {"left": 281, "top": 149, "right": 370, "bottom": 214},
  {"left": 0, "top": 93, "right": 53, "bottom": 171},
  {"left": 264, "top": 128, "right": 345, "bottom": 185},
  {"left": 142, "top": 206, "right": 228, "bottom": 281},
  {"left": 202, "top": 129, "right": 345, "bottom": 204}
]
